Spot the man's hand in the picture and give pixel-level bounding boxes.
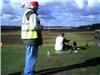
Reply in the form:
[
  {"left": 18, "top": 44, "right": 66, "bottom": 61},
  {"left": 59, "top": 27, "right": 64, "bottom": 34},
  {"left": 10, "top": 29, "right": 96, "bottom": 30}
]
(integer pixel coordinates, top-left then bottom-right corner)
[
  {"left": 68, "top": 40, "right": 70, "bottom": 42},
  {"left": 39, "top": 25, "right": 44, "bottom": 30}
]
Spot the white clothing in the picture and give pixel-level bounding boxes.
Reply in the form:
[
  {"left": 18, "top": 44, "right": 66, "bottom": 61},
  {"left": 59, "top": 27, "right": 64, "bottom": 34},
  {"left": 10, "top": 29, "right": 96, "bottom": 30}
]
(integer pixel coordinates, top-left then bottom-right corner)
[
  {"left": 22, "top": 9, "right": 40, "bottom": 30},
  {"left": 55, "top": 35, "right": 64, "bottom": 51}
]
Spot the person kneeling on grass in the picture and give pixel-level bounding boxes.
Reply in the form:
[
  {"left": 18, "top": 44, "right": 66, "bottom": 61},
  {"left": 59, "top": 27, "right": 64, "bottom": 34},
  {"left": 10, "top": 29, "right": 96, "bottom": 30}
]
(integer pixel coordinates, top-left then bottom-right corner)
[{"left": 55, "top": 33, "right": 72, "bottom": 51}]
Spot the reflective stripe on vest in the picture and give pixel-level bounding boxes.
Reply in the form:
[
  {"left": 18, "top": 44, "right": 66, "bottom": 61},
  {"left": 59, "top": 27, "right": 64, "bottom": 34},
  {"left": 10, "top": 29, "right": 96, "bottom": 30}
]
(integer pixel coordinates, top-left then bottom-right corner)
[{"left": 21, "top": 25, "right": 38, "bottom": 39}]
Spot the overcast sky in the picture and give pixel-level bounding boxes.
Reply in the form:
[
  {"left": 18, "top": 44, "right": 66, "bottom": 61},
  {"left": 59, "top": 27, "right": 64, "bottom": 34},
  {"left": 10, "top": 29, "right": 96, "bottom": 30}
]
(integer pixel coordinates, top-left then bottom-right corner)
[{"left": 1, "top": 0, "right": 100, "bottom": 27}]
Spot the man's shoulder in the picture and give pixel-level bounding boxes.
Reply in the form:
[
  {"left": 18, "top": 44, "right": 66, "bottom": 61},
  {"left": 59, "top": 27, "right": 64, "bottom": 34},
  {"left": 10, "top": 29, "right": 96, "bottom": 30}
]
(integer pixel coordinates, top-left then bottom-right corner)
[
  {"left": 25, "top": 9, "right": 36, "bottom": 20},
  {"left": 25, "top": 9, "right": 32, "bottom": 14},
  {"left": 56, "top": 35, "right": 64, "bottom": 39},
  {"left": 57, "top": 35, "right": 63, "bottom": 38}
]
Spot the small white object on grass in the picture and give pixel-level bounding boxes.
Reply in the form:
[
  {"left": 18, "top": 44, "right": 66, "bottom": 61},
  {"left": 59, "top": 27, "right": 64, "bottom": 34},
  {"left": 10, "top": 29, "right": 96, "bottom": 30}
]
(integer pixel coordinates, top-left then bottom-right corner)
[
  {"left": 77, "top": 48, "right": 80, "bottom": 50},
  {"left": 47, "top": 51, "right": 50, "bottom": 57},
  {"left": 74, "top": 50, "right": 78, "bottom": 53}
]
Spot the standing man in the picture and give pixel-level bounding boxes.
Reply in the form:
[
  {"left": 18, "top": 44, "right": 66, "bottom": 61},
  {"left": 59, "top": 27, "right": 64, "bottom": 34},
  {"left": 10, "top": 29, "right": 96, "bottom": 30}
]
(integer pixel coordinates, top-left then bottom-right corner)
[{"left": 21, "top": 1, "right": 43, "bottom": 75}]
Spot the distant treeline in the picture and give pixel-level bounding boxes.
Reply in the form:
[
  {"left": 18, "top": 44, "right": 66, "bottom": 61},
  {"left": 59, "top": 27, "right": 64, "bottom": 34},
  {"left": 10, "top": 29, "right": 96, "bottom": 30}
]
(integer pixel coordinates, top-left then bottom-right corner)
[
  {"left": 1, "top": 23, "right": 100, "bottom": 31},
  {"left": 1, "top": 26, "right": 21, "bottom": 31},
  {"left": 77, "top": 23, "right": 100, "bottom": 31}
]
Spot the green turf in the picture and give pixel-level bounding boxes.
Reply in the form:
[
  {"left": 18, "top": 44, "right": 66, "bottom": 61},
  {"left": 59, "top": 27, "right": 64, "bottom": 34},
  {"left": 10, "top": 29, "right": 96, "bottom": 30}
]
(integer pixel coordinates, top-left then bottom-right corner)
[
  {"left": 1, "top": 31, "right": 100, "bottom": 75},
  {"left": 1, "top": 43, "right": 100, "bottom": 75}
]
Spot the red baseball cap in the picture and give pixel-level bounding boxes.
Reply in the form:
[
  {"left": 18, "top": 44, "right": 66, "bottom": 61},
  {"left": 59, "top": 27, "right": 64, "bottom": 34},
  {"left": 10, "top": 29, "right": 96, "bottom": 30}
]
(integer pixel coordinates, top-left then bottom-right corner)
[{"left": 30, "top": 1, "right": 39, "bottom": 6}]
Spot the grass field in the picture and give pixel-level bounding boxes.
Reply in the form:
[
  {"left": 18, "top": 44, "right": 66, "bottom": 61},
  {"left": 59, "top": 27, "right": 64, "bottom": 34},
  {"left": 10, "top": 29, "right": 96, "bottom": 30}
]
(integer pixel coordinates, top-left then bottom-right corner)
[{"left": 1, "top": 30, "right": 100, "bottom": 75}]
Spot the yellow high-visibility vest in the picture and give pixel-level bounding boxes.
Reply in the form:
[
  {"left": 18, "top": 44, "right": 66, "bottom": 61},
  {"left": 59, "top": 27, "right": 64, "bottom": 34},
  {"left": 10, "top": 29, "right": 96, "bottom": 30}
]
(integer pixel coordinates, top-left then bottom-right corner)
[{"left": 21, "top": 24, "right": 38, "bottom": 39}]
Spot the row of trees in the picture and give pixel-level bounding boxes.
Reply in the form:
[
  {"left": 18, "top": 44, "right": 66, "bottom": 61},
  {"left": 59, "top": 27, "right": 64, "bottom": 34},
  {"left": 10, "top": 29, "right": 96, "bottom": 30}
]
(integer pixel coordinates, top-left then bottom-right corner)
[
  {"left": 78, "top": 23, "right": 100, "bottom": 31},
  {"left": 1, "top": 23, "right": 100, "bottom": 31}
]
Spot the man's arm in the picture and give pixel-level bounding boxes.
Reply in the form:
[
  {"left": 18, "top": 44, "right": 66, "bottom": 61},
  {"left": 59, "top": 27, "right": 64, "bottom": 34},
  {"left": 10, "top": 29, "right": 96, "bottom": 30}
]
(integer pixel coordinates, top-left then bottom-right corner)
[
  {"left": 29, "top": 14, "right": 44, "bottom": 30},
  {"left": 29, "top": 14, "right": 37, "bottom": 29},
  {"left": 63, "top": 38, "right": 70, "bottom": 43}
]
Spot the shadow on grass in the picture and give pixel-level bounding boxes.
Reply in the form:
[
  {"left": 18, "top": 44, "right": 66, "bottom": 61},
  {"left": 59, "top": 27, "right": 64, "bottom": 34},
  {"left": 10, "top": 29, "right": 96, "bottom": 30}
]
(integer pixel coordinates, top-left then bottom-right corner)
[
  {"left": 37, "top": 56, "right": 100, "bottom": 75},
  {"left": 8, "top": 71, "right": 36, "bottom": 75},
  {"left": 8, "top": 71, "right": 22, "bottom": 75},
  {"left": 8, "top": 57, "right": 100, "bottom": 75}
]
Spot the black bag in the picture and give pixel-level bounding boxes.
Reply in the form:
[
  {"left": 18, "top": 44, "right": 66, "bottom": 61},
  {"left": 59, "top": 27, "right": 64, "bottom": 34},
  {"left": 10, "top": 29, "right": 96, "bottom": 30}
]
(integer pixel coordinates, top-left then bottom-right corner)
[{"left": 36, "top": 30, "right": 43, "bottom": 46}]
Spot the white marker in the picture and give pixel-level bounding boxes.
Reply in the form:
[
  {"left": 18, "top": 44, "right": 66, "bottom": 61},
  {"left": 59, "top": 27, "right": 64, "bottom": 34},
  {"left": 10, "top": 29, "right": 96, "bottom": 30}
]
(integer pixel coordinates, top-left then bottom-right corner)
[{"left": 47, "top": 51, "right": 50, "bottom": 57}]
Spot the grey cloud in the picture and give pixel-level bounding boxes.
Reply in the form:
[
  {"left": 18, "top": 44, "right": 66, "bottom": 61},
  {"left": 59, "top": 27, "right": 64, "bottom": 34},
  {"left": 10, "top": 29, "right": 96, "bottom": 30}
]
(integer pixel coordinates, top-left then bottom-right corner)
[
  {"left": 1, "top": 0, "right": 100, "bottom": 26},
  {"left": 1, "top": 0, "right": 23, "bottom": 25},
  {"left": 38, "top": 1, "right": 100, "bottom": 26}
]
